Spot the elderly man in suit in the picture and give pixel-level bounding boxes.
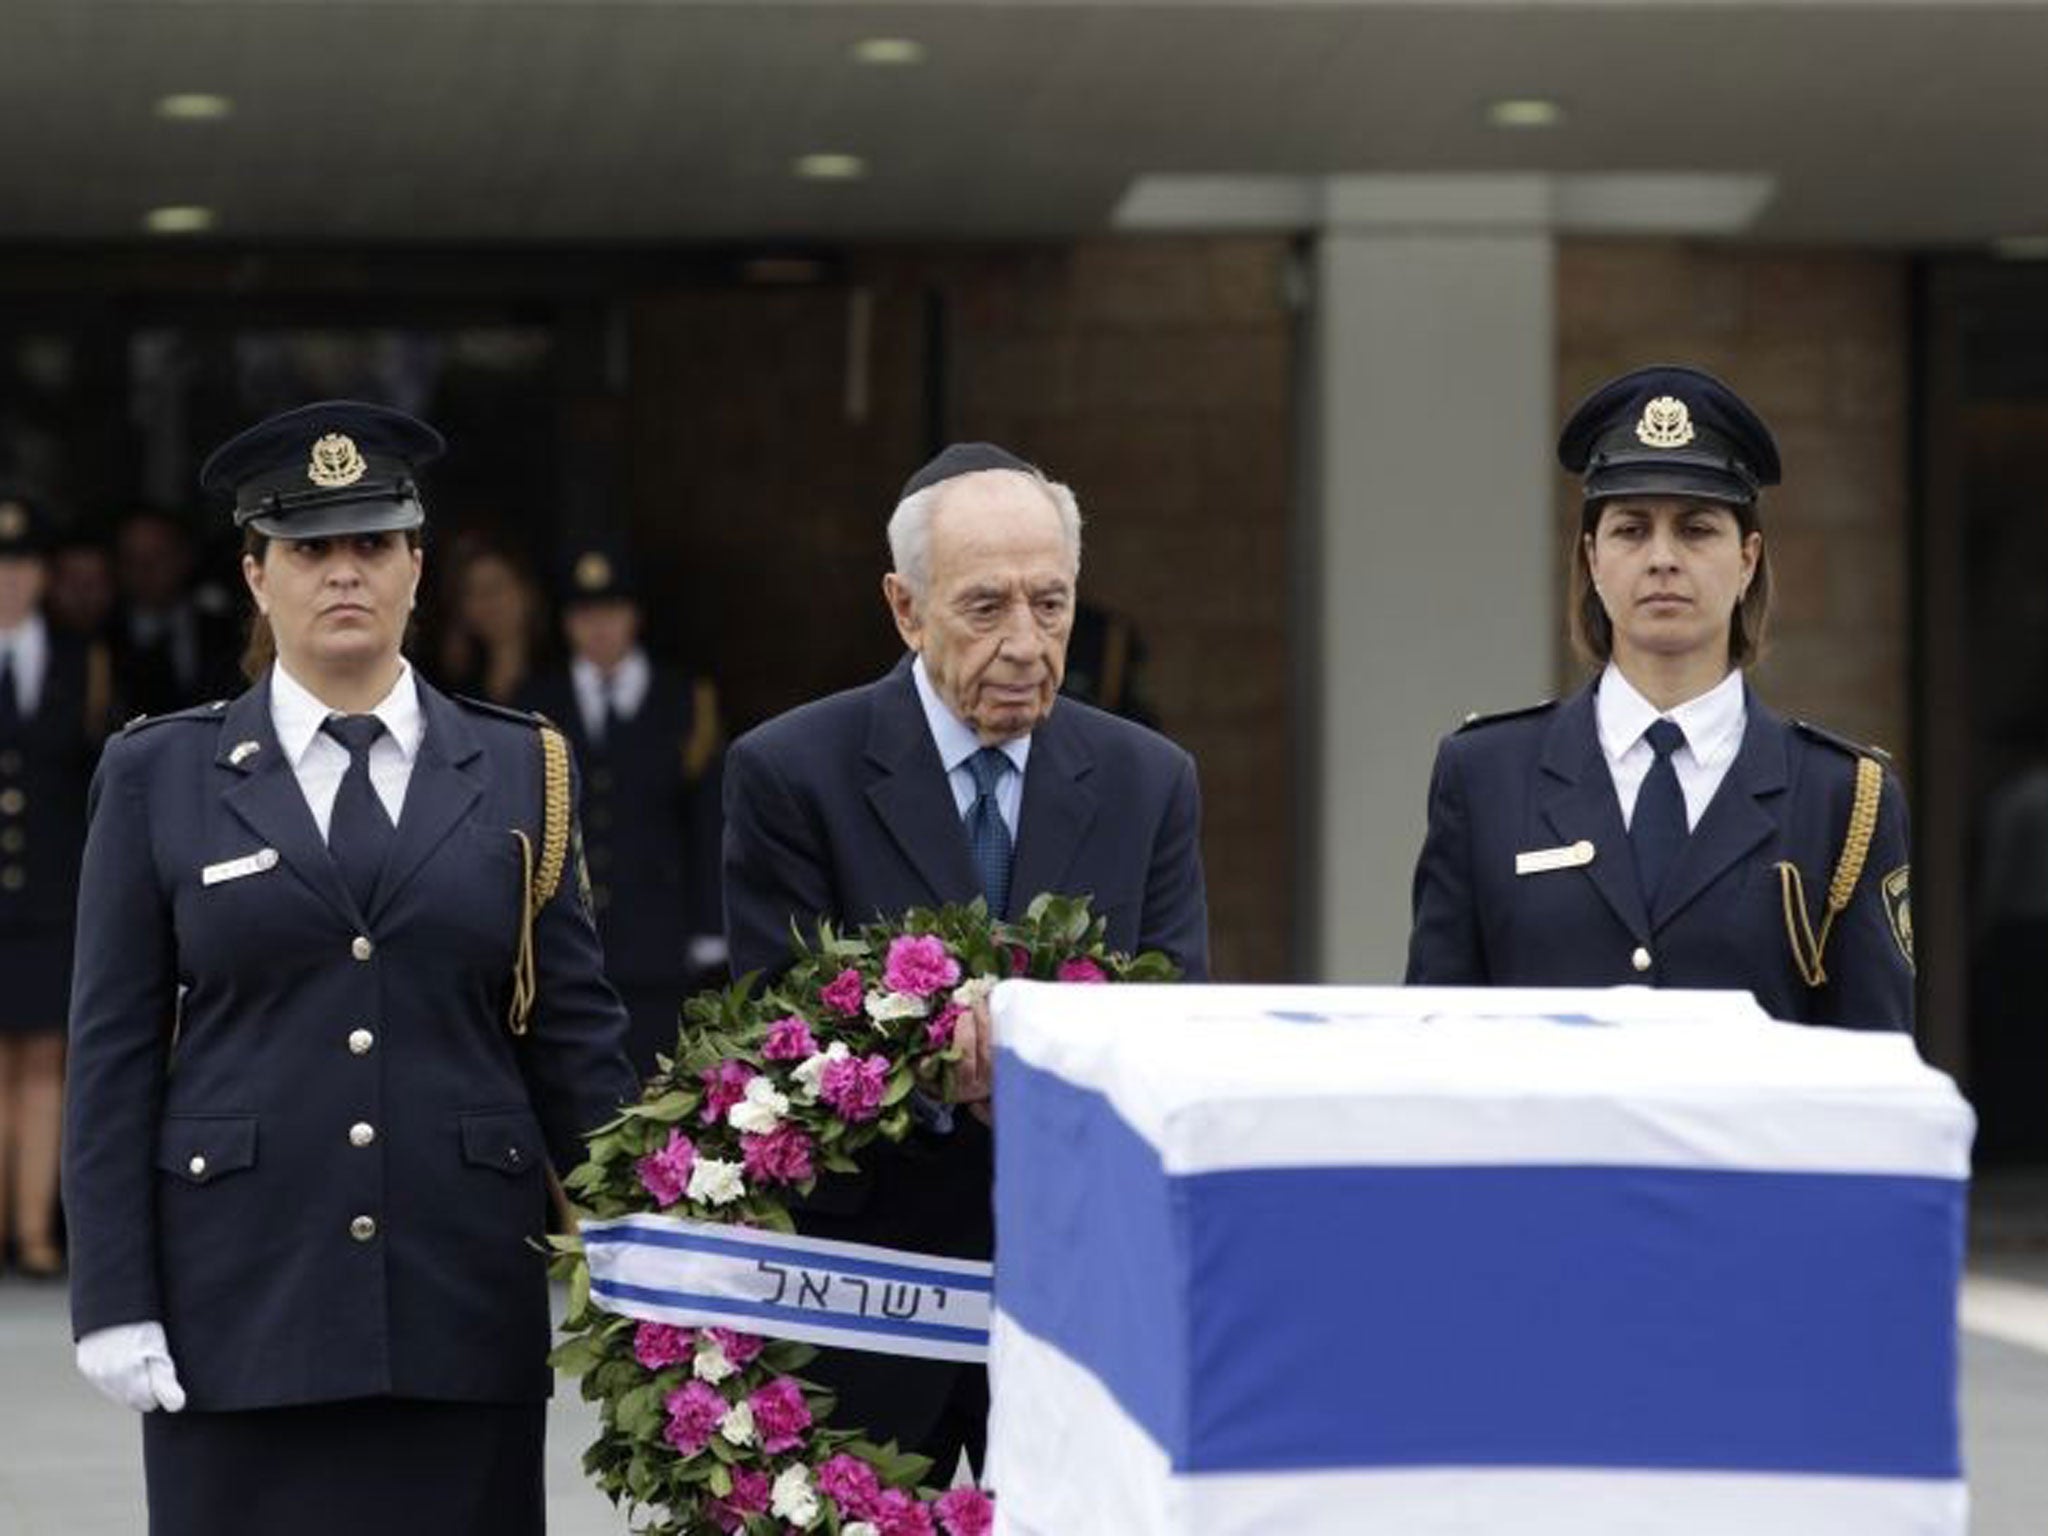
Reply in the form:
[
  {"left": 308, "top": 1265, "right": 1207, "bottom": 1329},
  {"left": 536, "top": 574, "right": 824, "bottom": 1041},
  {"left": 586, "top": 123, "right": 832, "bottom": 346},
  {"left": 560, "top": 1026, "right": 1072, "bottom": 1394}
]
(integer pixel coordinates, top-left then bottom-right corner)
[{"left": 722, "top": 440, "right": 1209, "bottom": 1470}]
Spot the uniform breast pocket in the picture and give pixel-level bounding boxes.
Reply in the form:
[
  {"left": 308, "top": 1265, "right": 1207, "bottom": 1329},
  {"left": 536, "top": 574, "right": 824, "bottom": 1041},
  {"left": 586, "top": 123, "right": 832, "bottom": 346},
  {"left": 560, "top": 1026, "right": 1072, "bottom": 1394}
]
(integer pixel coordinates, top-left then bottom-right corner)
[{"left": 411, "top": 827, "right": 529, "bottom": 965}]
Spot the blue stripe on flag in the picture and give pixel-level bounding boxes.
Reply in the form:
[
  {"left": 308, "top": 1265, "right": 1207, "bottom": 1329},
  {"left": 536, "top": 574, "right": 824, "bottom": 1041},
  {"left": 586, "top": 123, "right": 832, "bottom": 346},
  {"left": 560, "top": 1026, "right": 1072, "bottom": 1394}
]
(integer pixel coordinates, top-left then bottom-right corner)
[
  {"left": 584, "top": 1223, "right": 993, "bottom": 1293},
  {"left": 995, "top": 1050, "right": 1964, "bottom": 1480},
  {"left": 591, "top": 1277, "right": 990, "bottom": 1347}
]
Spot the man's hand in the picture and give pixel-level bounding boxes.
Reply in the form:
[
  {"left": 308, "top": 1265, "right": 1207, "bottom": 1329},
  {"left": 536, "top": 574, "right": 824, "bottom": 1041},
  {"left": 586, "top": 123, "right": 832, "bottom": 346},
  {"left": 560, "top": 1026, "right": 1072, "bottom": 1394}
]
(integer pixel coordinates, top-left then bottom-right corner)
[
  {"left": 76, "top": 1321, "right": 186, "bottom": 1413},
  {"left": 949, "top": 997, "right": 996, "bottom": 1126}
]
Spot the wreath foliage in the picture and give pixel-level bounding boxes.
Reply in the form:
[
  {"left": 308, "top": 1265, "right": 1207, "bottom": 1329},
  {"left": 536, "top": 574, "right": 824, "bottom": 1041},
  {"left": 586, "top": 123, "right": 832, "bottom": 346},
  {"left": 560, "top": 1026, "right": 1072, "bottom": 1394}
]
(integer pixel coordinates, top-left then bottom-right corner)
[{"left": 551, "top": 894, "right": 1176, "bottom": 1535}]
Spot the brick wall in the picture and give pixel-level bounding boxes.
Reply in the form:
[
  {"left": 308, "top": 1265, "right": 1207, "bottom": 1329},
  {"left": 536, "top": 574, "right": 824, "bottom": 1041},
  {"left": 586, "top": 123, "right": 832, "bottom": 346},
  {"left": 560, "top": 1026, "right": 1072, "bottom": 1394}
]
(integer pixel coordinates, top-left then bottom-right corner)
[
  {"left": 627, "top": 238, "right": 1299, "bottom": 980},
  {"left": 1555, "top": 241, "right": 1912, "bottom": 770}
]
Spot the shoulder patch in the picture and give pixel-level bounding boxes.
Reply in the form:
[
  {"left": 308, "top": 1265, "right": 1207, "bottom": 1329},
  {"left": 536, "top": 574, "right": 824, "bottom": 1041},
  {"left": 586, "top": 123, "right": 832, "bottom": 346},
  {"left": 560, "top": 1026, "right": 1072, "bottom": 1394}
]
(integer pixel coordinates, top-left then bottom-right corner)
[
  {"left": 1456, "top": 699, "right": 1558, "bottom": 734},
  {"left": 1792, "top": 719, "right": 1892, "bottom": 764},
  {"left": 122, "top": 699, "right": 228, "bottom": 735},
  {"left": 452, "top": 693, "right": 549, "bottom": 731}
]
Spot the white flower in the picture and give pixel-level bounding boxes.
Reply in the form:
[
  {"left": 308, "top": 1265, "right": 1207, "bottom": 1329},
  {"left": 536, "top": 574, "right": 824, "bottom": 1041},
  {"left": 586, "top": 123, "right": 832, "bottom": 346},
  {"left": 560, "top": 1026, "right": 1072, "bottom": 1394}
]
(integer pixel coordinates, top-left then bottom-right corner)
[
  {"left": 842, "top": 1525, "right": 880, "bottom": 1536},
  {"left": 865, "top": 989, "right": 928, "bottom": 1023},
  {"left": 770, "top": 1464, "right": 820, "bottom": 1526},
  {"left": 686, "top": 1156, "right": 745, "bottom": 1207},
  {"left": 790, "top": 1041, "right": 850, "bottom": 1105},
  {"left": 718, "top": 1398, "right": 756, "bottom": 1447},
  {"left": 691, "top": 1337, "right": 735, "bottom": 1383},
  {"left": 953, "top": 975, "right": 999, "bottom": 1009},
  {"left": 727, "top": 1074, "right": 790, "bottom": 1135}
]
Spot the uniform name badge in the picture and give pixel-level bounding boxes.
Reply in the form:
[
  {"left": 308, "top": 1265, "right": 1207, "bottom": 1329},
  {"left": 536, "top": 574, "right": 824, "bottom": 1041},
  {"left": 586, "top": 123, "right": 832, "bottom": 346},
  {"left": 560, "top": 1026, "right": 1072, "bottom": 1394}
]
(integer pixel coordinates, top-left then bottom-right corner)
[
  {"left": 1516, "top": 840, "right": 1596, "bottom": 876},
  {"left": 202, "top": 848, "right": 281, "bottom": 886}
]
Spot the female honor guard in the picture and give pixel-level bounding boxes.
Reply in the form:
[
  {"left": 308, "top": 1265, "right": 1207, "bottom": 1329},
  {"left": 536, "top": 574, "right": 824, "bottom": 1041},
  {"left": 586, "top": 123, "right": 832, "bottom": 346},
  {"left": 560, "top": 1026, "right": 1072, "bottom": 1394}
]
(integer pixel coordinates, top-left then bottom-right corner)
[
  {"left": 62, "top": 402, "right": 635, "bottom": 1534},
  {"left": 1406, "top": 365, "right": 1914, "bottom": 1031}
]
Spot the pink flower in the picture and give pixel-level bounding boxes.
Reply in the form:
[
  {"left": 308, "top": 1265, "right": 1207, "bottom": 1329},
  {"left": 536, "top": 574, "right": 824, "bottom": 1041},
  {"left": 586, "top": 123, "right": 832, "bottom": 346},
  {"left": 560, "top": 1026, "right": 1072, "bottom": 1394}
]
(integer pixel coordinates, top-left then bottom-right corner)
[
  {"left": 708, "top": 1328, "right": 763, "bottom": 1367},
  {"left": 1057, "top": 956, "right": 1108, "bottom": 984},
  {"left": 872, "top": 1487, "right": 937, "bottom": 1536},
  {"left": 816, "top": 1454, "right": 883, "bottom": 1520},
  {"left": 884, "top": 934, "right": 963, "bottom": 998},
  {"left": 820, "top": 967, "right": 866, "bottom": 1017},
  {"left": 748, "top": 1376, "right": 814, "bottom": 1453},
  {"left": 700, "top": 1061, "right": 757, "bottom": 1126},
  {"left": 936, "top": 1487, "right": 995, "bottom": 1536},
  {"left": 819, "top": 1052, "right": 891, "bottom": 1122},
  {"left": 1007, "top": 944, "right": 1032, "bottom": 977},
  {"left": 661, "top": 1379, "right": 728, "bottom": 1456},
  {"left": 632, "top": 1321, "right": 696, "bottom": 1370},
  {"left": 636, "top": 1129, "right": 696, "bottom": 1207},
  {"left": 706, "top": 1466, "right": 772, "bottom": 1532},
  {"left": 763, "top": 1015, "right": 820, "bottom": 1061},
  {"left": 741, "top": 1123, "right": 816, "bottom": 1186},
  {"left": 926, "top": 1001, "right": 965, "bottom": 1050}
]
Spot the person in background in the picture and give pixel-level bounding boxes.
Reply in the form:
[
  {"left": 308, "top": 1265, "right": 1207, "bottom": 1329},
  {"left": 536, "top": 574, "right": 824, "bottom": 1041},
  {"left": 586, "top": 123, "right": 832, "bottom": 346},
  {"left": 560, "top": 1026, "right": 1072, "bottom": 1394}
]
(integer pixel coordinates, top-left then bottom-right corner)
[
  {"left": 437, "top": 540, "right": 547, "bottom": 705},
  {"left": 521, "top": 539, "right": 726, "bottom": 1076},
  {"left": 63, "top": 402, "right": 633, "bottom": 1535},
  {"left": 1061, "top": 599, "right": 1161, "bottom": 729},
  {"left": 45, "top": 530, "right": 117, "bottom": 644},
  {"left": 111, "top": 508, "right": 242, "bottom": 716},
  {"left": 1405, "top": 365, "right": 1913, "bottom": 1031},
  {"left": 0, "top": 495, "right": 113, "bottom": 1278}
]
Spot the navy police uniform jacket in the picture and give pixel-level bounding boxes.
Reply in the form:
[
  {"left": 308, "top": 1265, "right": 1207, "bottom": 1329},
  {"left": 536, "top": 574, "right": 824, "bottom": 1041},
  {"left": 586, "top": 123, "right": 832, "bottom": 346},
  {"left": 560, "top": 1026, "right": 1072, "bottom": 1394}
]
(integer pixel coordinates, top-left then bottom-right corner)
[
  {"left": 63, "top": 673, "right": 635, "bottom": 1411},
  {"left": 722, "top": 655, "right": 1210, "bottom": 1448},
  {"left": 1405, "top": 680, "right": 1914, "bottom": 1031}
]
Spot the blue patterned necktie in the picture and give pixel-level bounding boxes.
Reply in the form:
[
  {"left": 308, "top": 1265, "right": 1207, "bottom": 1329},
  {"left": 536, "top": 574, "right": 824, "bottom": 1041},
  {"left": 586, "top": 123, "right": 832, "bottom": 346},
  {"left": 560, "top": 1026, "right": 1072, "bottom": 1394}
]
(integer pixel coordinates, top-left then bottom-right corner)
[
  {"left": 964, "top": 746, "right": 1015, "bottom": 918},
  {"left": 1630, "top": 717, "right": 1688, "bottom": 906},
  {"left": 322, "top": 714, "right": 394, "bottom": 914}
]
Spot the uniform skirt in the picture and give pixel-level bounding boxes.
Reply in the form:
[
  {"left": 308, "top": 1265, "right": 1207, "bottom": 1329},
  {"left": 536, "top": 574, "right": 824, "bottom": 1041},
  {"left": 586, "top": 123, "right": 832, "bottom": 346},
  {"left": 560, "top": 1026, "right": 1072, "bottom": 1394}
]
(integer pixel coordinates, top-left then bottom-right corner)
[
  {"left": 0, "top": 922, "right": 70, "bottom": 1034},
  {"left": 141, "top": 1397, "right": 546, "bottom": 1536}
]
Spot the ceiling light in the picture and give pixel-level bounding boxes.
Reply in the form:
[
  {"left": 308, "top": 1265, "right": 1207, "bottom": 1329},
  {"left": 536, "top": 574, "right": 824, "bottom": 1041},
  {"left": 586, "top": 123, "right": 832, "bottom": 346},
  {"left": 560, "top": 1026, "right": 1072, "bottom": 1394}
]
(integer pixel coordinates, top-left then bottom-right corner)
[
  {"left": 143, "top": 205, "right": 216, "bottom": 235},
  {"left": 851, "top": 38, "right": 926, "bottom": 67},
  {"left": 793, "top": 153, "right": 867, "bottom": 182},
  {"left": 1486, "top": 98, "right": 1565, "bottom": 130},
  {"left": 1992, "top": 235, "right": 2048, "bottom": 261},
  {"left": 155, "top": 93, "right": 234, "bottom": 122}
]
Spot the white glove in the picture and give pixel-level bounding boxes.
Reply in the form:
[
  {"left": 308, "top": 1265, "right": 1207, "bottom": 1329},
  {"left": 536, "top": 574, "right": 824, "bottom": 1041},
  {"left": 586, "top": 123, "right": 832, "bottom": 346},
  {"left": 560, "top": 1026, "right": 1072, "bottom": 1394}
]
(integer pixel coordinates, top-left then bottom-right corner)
[{"left": 76, "top": 1321, "right": 187, "bottom": 1413}]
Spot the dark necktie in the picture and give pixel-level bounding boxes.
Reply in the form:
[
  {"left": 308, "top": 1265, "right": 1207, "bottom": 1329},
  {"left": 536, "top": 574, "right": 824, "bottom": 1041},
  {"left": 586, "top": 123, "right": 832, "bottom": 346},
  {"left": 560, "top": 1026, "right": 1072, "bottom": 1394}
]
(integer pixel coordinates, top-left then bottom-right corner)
[
  {"left": 964, "top": 746, "right": 1015, "bottom": 918},
  {"left": 1630, "top": 717, "right": 1688, "bottom": 906},
  {"left": 0, "top": 651, "right": 18, "bottom": 735},
  {"left": 322, "top": 714, "right": 394, "bottom": 915}
]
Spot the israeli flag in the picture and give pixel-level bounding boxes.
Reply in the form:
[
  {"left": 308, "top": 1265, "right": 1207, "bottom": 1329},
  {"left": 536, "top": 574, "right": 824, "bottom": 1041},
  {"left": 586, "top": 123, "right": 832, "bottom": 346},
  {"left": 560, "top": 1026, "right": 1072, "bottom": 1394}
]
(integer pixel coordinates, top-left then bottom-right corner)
[
  {"left": 987, "top": 984, "right": 1973, "bottom": 1536},
  {"left": 584, "top": 1213, "right": 992, "bottom": 1362}
]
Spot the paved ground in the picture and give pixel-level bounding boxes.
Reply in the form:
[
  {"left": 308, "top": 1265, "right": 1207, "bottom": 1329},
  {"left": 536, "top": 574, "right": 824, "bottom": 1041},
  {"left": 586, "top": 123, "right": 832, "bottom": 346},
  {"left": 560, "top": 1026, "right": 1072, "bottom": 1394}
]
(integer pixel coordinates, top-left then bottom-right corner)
[{"left": 5, "top": 1244, "right": 2046, "bottom": 1532}]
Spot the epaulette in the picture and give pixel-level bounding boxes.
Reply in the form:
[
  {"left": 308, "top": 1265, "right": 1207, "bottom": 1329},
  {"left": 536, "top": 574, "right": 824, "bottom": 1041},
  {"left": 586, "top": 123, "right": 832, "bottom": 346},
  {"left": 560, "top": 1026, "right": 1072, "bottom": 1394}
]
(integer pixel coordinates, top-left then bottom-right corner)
[
  {"left": 1792, "top": 719, "right": 1892, "bottom": 765},
  {"left": 121, "top": 699, "right": 228, "bottom": 735},
  {"left": 1455, "top": 698, "right": 1557, "bottom": 733},
  {"left": 452, "top": 693, "right": 550, "bottom": 730}
]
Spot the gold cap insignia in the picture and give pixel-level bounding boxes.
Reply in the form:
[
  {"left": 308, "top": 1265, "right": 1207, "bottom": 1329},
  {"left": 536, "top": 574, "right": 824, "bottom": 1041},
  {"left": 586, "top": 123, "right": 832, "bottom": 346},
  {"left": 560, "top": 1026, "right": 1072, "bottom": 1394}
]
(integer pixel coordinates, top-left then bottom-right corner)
[
  {"left": 574, "top": 552, "right": 613, "bottom": 592},
  {"left": 1635, "top": 396, "right": 1696, "bottom": 449},
  {"left": 0, "top": 502, "right": 25, "bottom": 540},
  {"left": 307, "top": 433, "right": 368, "bottom": 489}
]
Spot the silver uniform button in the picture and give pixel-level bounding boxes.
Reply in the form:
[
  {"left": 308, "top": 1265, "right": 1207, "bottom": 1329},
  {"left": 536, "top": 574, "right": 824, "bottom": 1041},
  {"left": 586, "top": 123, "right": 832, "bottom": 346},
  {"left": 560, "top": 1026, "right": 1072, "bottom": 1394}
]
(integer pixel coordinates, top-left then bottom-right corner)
[
  {"left": 351, "top": 935, "right": 374, "bottom": 961},
  {"left": 348, "top": 1028, "right": 375, "bottom": 1055},
  {"left": 1631, "top": 946, "right": 1652, "bottom": 973},
  {"left": 188, "top": 1155, "right": 208, "bottom": 1178},
  {"left": 349, "top": 1215, "right": 378, "bottom": 1242},
  {"left": 349, "top": 1122, "right": 376, "bottom": 1148}
]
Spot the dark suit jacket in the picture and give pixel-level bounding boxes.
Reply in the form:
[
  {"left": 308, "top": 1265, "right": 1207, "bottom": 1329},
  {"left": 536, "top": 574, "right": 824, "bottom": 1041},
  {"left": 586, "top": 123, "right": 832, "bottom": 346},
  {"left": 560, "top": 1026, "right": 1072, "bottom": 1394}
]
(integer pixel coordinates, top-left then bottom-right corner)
[
  {"left": 1405, "top": 679, "right": 1914, "bottom": 1032},
  {"left": 63, "top": 674, "right": 635, "bottom": 1411},
  {"left": 720, "top": 655, "right": 1209, "bottom": 1447}
]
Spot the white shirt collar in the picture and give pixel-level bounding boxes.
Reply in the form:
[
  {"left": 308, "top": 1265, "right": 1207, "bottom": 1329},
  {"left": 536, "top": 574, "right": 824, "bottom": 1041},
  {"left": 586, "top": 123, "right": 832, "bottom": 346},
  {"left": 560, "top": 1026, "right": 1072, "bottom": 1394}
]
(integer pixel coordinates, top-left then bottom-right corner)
[
  {"left": 270, "top": 659, "right": 424, "bottom": 768},
  {"left": 571, "top": 648, "right": 652, "bottom": 723},
  {"left": 911, "top": 654, "right": 1030, "bottom": 778},
  {"left": 1597, "top": 662, "right": 1747, "bottom": 768}
]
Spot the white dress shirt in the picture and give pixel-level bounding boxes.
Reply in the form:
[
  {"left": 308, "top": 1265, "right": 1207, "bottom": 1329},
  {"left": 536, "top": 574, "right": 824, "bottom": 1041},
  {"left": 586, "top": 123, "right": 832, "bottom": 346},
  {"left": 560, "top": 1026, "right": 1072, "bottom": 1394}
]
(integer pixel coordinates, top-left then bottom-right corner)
[
  {"left": 270, "top": 660, "right": 424, "bottom": 840},
  {"left": 912, "top": 655, "right": 1029, "bottom": 837},
  {"left": 1596, "top": 662, "right": 1747, "bottom": 832},
  {"left": 571, "top": 648, "right": 651, "bottom": 742},
  {"left": 0, "top": 612, "right": 48, "bottom": 716}
]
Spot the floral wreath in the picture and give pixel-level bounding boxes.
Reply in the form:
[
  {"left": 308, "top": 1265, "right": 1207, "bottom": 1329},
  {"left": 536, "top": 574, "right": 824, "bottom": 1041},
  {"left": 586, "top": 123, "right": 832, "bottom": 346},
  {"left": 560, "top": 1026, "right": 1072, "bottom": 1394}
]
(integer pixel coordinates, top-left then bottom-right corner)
[{"left": 552, "top": 894, "right": 1177, "bottom": 1535}]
